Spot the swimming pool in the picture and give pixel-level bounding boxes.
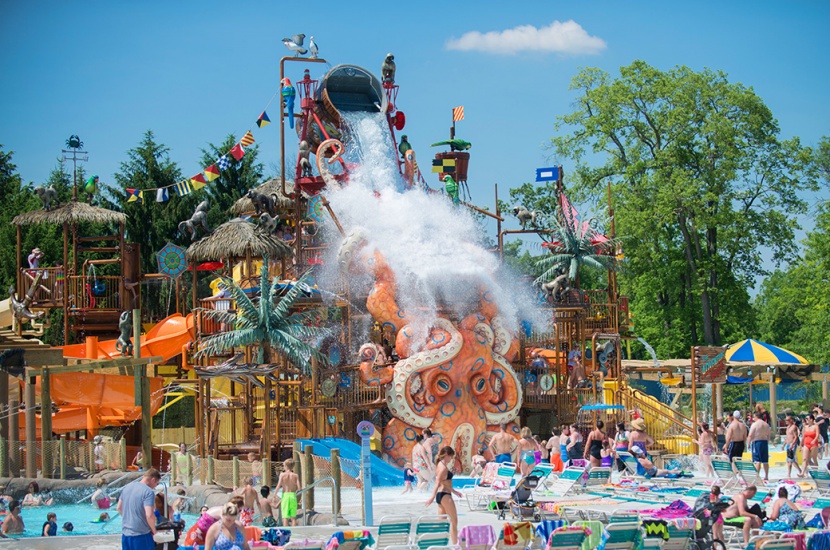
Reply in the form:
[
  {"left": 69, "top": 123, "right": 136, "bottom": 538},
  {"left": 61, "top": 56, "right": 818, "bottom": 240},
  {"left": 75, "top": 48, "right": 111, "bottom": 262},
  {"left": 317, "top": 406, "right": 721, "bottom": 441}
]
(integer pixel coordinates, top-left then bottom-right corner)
[{"left": 6, "top": 504, "right": 199, "bottom": 538}]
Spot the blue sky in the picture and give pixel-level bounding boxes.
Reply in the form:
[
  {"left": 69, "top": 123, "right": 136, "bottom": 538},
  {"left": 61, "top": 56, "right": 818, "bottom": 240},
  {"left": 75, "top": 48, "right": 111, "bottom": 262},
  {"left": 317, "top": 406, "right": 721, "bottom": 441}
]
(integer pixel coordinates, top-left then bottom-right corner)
[{"left": 2, "top": 1, "right": 828, "bottom": 265}]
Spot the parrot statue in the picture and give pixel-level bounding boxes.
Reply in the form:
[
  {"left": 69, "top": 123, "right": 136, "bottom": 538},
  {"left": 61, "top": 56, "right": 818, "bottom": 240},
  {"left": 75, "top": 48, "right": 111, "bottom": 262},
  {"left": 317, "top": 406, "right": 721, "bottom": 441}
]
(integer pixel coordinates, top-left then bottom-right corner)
[
  {"left": 84, "top": 175, "right": 99, "bottom": 203},
  {"left": 281, "top": 78, "right": 296, "bottom": 129},
  {"left": 398, "top": 135, "right": 412, "bottom": 159},
  {"left": 443, "top": 175, "right": 460, "bottom": 206},
  {"left": 430, "top": 138, "right": 472, "bottom": 152}
]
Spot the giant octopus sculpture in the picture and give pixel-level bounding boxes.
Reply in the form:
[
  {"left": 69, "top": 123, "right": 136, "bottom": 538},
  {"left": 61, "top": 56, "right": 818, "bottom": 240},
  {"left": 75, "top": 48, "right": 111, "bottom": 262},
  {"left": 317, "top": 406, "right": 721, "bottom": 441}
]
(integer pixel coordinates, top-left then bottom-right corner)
[{"left": 339, "top": 230, "right": 522, "bottom": 473}]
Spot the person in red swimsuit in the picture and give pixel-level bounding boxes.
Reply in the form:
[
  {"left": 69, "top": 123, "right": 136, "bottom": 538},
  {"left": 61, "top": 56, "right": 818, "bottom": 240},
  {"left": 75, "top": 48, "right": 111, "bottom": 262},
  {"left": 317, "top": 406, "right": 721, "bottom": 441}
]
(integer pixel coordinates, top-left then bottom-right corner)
[{"left": 800, "top": 414, "right": 819, "bottom": 477}]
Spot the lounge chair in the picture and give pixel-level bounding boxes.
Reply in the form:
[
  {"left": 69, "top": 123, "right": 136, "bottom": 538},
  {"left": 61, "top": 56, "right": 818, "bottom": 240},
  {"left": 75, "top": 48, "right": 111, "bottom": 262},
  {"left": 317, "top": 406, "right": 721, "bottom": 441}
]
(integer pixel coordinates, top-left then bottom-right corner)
[
  {"left": 733, "top": 457, "right": 765, "bottom": 486},
  {"left": 661, "top": 525, "right": 694, "bottom": 550},
  {"left": 711, "top": 455, "right": 742, "bottom": 490},
  {"left": 608, "top": 510, "right": 641, "bottom": 524},
  {"left": 584, "top": 467, "right": 612, "bottom": 489},
  {"left": 615, "top": 452, "right": 643, "bottom": 480},
  {"left": 494, "top": 522, "right": 535, "bottom": 550},
  {"left": 546, "top": 467, "right": 585, "bottom": 497},
  {"left": 413, "top": 515, "right": 450, "bottom": 540},
  {"left": 808, "top": 466, "right": 830, "bottom": 497},
  {"left": 414, "top": 533, "right": 451, "bottom": 550},
  {"left": 545, "top": 527, "right": 588, "bottom": 550},
  {"left": 376, "top": 515, "right": 413, "bottom": 548},
  {"left": 605, "top": 521, "right": 645, "bottom": 550},
  {"left": 464, "top": 462, "right": 517, "bottom": 511}
]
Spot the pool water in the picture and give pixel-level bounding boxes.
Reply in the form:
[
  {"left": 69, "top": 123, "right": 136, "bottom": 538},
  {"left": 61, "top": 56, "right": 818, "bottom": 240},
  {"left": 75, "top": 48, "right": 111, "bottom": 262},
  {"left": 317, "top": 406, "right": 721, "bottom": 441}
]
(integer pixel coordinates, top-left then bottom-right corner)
[{"left": 8, "top": 504, "right": 200, "bottom": 538}]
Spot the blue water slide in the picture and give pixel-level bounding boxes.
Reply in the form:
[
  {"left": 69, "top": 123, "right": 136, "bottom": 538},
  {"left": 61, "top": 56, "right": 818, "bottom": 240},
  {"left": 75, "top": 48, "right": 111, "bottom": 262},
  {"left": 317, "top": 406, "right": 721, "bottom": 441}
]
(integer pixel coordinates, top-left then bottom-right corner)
[{"left": 296, "top": 438, "right": 404, "bottom": 487}]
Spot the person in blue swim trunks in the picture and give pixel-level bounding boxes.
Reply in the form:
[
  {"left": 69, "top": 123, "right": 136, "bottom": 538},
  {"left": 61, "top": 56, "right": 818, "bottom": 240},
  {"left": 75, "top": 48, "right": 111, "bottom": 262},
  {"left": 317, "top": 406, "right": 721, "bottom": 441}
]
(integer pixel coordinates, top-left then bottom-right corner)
[{"left": 489, "top": 422, "right": 517, "bottom": 463}]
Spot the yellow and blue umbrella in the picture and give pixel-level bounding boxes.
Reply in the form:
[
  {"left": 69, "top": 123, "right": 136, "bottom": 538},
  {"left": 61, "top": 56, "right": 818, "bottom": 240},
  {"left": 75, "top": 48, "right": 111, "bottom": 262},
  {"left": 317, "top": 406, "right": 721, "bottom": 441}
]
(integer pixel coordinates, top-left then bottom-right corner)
[{"left": 726, "top": 338, "right": 808, "bottom": 364}]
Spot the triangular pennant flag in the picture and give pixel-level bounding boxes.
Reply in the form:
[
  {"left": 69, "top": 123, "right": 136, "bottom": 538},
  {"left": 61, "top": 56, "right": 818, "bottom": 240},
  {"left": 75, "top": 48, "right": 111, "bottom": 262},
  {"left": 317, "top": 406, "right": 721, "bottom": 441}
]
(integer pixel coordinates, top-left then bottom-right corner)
[
  {"left": 230, "top": 143, "right": 245, "bottom": 160},
  {"left": 126, "top": 188, "right": 143, "bottom": 204},
  {"left": 189, "top": 178, "right": 206, "bottom": 190},
  {"left": 173, "top": 180, "right": 193, "bottom": 196},
  {"left": 217, "top": 155, "right": 231, "bottom": 171},
  {"left": 191, "top": 173, "right": 207, "bottom": 184},
  {"left": 240, "top": 131, "right": 255, "bottom": 147},
  {"left": 156, "top": 188, "right": 169, "bottom": 202},
  {"left": 256, "top": 111, "right": 271, "bottom": 128},
  {"left": 204, "top": 164, "right": 220, "bottom": 182}
]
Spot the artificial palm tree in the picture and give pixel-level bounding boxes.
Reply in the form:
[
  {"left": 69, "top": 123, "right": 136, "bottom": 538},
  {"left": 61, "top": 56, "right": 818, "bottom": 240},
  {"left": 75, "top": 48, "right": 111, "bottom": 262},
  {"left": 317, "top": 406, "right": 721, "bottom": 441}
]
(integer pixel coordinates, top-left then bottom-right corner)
[
  {"left": 196, "top": 258, "right": 330, "bottom": 373},
  {"left": 534, "top": 210, "right": 618, "bottom": 286}
]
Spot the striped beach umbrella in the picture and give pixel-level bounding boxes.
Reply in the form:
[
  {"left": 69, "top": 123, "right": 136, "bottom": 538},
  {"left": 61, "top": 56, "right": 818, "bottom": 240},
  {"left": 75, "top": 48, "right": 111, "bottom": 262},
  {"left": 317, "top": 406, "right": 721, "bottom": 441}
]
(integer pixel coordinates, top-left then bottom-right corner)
[{"left": 726, "top": 338, "right": 809, "bottom": 364}]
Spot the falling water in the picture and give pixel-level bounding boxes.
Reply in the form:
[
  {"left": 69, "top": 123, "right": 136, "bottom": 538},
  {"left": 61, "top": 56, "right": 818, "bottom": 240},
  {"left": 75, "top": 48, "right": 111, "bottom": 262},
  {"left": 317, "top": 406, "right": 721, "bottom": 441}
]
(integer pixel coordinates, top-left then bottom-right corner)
[{"left": 319, "top": 111, "right": 545, "bottom": 350}]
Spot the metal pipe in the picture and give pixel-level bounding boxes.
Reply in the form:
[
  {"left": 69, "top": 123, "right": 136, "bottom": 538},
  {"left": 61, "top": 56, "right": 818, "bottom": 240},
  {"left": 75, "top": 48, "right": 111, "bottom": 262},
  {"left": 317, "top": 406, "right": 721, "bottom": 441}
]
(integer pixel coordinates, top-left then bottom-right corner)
[{"left": 295, "top": 476, "right": 338, "bottom": 526}]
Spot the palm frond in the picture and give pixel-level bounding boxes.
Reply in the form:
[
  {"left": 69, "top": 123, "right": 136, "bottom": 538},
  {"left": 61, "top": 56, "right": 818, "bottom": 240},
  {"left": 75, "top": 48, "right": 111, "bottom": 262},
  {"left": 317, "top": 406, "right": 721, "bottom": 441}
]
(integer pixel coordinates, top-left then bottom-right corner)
[
  {"left": 219, "top": 275, "right": 258, "bottom": 321},
  {"left": 196, "top": 327, "right": 263, "bottom": 357},
  {"left": 194, "top": 308, "right": 239, "bottom": 324},
  {"left": 271, "top": 272, "right": 313, "bottom": 321}
]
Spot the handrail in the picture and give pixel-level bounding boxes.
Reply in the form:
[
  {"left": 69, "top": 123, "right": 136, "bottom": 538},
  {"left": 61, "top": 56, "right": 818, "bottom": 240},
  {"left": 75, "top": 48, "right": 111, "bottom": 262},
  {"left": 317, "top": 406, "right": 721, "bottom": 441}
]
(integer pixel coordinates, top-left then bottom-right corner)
[
  {"left": 615, "top": 388, "right": 697, "bottom": 450},
  {"left": 296, "top": 475, "right": 339, "bottom": 526},
  {"left": 75, "top": 470, "right": 135, "bottom": 503}
]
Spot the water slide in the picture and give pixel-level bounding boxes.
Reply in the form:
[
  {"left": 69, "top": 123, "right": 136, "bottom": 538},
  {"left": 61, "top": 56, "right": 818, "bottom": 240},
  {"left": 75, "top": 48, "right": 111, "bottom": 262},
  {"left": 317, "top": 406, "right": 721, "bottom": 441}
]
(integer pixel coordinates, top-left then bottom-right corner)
[
  {"left": 0, "top": 298, "right": 11, "bottom": 329},
  {"left": 297, "top": 437, "right": 403, "bottom": 487},
  {"left": 59, "top": 313, "right": 196, "bottom": 362}
]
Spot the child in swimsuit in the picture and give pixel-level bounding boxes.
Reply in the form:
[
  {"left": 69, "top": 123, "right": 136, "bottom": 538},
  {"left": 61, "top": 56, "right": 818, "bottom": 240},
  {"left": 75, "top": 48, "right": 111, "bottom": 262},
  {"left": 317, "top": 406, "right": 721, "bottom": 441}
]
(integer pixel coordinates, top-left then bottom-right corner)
[{"left": 600, "top": 440, "right": 614, "bottom": 468}]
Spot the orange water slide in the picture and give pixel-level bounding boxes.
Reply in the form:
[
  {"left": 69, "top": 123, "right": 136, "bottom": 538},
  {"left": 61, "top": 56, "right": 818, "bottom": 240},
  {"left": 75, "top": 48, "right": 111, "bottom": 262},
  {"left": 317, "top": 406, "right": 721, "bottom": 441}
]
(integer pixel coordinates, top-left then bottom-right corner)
[{"left": 60, "top": 313, "right": 196, "bottom": 362}]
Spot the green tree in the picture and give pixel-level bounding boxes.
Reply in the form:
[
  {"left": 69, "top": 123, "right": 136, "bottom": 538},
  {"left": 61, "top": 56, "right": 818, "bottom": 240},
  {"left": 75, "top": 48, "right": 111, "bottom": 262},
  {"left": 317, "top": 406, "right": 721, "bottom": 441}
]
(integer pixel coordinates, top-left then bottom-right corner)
[
  {"left": 551, "top": 61, "right": 814, "bottom": 350},
  {"left": 197, "top": 260, "right": 329, "bottom": 371}
]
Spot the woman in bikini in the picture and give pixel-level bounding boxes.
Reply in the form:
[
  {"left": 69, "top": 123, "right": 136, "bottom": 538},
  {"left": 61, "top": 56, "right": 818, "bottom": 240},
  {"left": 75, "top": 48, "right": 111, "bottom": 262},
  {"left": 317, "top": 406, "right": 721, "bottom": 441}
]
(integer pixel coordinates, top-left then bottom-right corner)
[
  {"left": 412, "top": 434, "right": 434, "bottom": 490},
  {"left": 517, "top": 427, "right": 540, "bottom": 477},
  {"left": 800, "top": 414, "right": 819, "bottom": 476},
  {"left": 426, "top": 446, "right": 464, "bottom": 545},
  {"left": 698, "top": 422, "right": 716, "bottom": 477},
  {"left": 583, "top": 420, "right": 606, "bottom": 467},
  {"left": 614, "top": 422, "right": 629, "bottom": 472},
  {"left": 204, "top": 502, "right": 251, "bottom": 550}
]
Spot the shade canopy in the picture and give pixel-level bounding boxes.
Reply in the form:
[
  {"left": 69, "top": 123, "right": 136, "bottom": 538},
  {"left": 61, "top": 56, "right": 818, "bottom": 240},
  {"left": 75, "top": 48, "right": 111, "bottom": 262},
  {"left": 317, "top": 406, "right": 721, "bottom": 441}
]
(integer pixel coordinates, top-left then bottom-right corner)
[
  {"left": 185, "top": 218, "right": 292, "bottom": 262},
  {"left": 726, "top": 338, "right": 808, "bottom": 365},
  {"left": 12, "top": 200, "right": 127, "bottom": 226}
]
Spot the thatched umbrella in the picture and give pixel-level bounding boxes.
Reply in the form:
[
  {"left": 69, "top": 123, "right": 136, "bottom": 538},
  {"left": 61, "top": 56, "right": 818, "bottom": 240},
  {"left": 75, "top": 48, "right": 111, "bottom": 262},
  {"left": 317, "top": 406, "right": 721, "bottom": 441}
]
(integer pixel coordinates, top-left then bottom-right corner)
[
  {"left": 229, "top": 178, "right": 296, "bottom": 216},
  {"left": 11, "top": 200, "right": 127, "bottom": 227},
  {"left": 185, "top": 218, "right": 292, "bottom": 263}
]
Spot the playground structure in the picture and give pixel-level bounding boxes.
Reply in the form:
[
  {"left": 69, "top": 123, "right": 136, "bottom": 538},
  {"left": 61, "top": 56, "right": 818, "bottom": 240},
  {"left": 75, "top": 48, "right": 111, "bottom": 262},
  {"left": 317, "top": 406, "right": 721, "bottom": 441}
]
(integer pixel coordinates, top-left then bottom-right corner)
[{"left": 2, "top": 51, "right": 822, "bottom": 489}]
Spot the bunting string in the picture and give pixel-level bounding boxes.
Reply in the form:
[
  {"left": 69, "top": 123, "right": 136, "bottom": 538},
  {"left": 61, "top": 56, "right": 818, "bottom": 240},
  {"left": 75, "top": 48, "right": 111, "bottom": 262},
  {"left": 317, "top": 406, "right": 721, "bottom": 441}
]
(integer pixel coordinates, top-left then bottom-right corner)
[{"left": 125, "top": 88, "right": 281, "bottom": 204}]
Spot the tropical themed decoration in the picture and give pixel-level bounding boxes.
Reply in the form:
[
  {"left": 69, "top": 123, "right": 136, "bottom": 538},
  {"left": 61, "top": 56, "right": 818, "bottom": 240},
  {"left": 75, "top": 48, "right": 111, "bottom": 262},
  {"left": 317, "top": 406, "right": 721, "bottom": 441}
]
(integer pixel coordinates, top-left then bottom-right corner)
[
  {"left": 196, "top": 259, "right": 332, "bottom": 370},
  {"left": 535, "top": 193, "right": 617, "bottom": 284},
  {"left": 156, "top": 243, "right": 188, "bottom": 279}
]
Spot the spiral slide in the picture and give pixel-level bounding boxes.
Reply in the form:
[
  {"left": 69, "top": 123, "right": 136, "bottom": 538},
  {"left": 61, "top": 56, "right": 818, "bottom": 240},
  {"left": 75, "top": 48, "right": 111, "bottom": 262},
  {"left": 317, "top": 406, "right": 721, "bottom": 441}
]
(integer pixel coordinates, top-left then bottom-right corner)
[
  {"left": 297, "top": 437, "right": 404, "bottom": 487},
  {"left": 59, "top": 313, "right": 196, "bottom": 362}
]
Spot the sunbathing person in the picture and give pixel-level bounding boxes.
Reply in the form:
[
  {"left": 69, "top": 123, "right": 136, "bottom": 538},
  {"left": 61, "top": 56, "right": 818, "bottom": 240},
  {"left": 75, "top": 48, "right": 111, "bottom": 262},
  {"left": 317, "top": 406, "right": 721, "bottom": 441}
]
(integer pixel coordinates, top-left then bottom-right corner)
[{"left": 630, "top": 447, "right": 680, "bottom": 477}]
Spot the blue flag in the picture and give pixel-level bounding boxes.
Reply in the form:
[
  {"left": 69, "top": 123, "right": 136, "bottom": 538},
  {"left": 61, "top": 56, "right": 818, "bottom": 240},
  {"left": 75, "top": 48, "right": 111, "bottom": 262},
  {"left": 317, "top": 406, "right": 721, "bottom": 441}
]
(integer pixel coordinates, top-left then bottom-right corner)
[
  {"left": 535, "top": 166, "right": 560, "bottom": 182},
  {"left": 156, "top": 188, "right": 169, "bottom": 202}
]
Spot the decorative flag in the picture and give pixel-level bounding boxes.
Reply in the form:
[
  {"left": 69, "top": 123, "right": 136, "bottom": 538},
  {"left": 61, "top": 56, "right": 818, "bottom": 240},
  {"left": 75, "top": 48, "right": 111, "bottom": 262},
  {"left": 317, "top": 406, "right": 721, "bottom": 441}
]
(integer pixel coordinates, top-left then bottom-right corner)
[
  {"left": 173, "top": 180, "right": 193, "bottom": 197},
  {"left": 189, "top": 173, "right": 207, "bottom": 190},
  {"left": 217, "top": 155, "right": 231, "bottom": 172},
  {"left": 256, "top": 111, "right": 271, "bottom": 128},
  {"left": 536, "top": 166, "right": 560, "bottom": 182},
  {"left": 156, "top": 188, "right": 169, "bottom": 202},
  {"left": 432, "top": 158, "right": 456, "bottom": 173},
  {"left": 204, "top": 164, "right": 220, "bottom": 181},
  {"left": 240, "top": 131, "right": 256, "bottom": 147},
  {"left": 452, "top": 106, "right": 465, "bottom": 121},
  {"left": 230, "top": 144, "right": 245, "bottom": 161},
  {"left": 126, "top": 188, "right": 143, "bottom": 204}
]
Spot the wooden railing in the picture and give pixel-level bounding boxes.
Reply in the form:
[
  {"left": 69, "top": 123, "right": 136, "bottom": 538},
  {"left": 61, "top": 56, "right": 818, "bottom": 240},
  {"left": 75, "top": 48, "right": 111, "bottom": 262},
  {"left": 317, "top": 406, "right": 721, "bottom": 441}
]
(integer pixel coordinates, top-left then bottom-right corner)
[
  {"left": 197, "top": 298, "right": 233, "bottom": 336},
  {"left": 322, "top": 365, "right": 383, "bottom": 410},
  {"left": 19, "top": 267, "right": 65, "bottom": 307},
  {"left": 67, "top": 275, "right": 122, "bottom": 311}
]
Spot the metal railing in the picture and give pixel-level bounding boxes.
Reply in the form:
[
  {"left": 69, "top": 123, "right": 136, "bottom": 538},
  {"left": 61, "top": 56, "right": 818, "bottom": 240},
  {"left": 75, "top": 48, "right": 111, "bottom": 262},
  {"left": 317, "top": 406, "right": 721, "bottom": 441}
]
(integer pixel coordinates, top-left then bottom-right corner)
[
  {"left": 615, "top": 388, "right": 698, "bottom": 453},
  {"left": 67, "top": 275, "right": 122, "bottom": 310},
  {"left": 296, "top": 476, "right": 339, "bottom": 525}
]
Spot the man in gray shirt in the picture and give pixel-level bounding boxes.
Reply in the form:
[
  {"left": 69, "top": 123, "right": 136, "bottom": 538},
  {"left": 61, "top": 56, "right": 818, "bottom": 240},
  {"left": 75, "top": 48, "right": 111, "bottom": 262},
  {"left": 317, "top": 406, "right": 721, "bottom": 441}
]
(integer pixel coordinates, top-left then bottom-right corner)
[{"left": 117, "top": 468, "right": 161, "bottom": 549}]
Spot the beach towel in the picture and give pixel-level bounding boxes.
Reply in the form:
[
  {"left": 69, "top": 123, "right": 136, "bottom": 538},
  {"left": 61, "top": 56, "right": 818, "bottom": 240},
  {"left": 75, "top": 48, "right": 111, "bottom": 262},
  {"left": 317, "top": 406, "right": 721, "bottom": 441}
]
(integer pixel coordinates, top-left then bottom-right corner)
[
  {"left": 458, "top": 525, "right": 496, "bottom": 549},
  {"left": 501, "top": 521, "right": 534, "bottom": 547},
  {"left": 536, "top": 519, "right": 567, "bottom": 543}
]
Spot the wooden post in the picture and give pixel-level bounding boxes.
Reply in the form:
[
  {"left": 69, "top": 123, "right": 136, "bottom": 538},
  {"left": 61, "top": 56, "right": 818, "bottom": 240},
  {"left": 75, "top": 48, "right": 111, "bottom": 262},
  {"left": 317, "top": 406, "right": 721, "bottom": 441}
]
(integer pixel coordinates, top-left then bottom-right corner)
[
  {"left": 25, "top": 374, "right": 36, "bottom": 477},
  {"left": 63, "top": 223, "right": 70, "bottom": 345},
  {"left": 120, "top": 438, "right": 127, "bottom": 471},
  {"left": 0, "top": 373, "right": 8, "bottom": 476},
  {"left": 0, "top": 436, "right": 6, "bottom": 479},
  {"left": 263, "top": 377, "right": 272, "bottom": 458},
  {"left": 823, "top": 377, "right": 828, "bottom": 405},
  {"left": 141, "top": 371, "right": 152, "bottom": 471},
  {"left": 716, "top": 384, "right": 723, "bottom": 422},
  {"left": 41, "top": 368, "right": 52, "bottom": 477},
  {"left": 191, "top": 267, "right": 197, "bottom": 311},
  {"left": 15, "top": 225, "right": 21, "bottom": 310},
  {"left": 302, "top": 444, "right": 315, "bottom": 512},
  {"left": 9, "top": 398, "right": 19, "bottom": 477},
  {"left": 207, "top": 455, "right": 215, "bottom": 485},
  {"left": 263, "top": 458, "right": 271, "bottom": 488},
  {"left": 59, "top": 436, "right": 66, "bottom": 480},
  {"left": 232, "top": 455, "right": 240, "bottom": 489},
  {"left": 196, "top": 378, "right": 204, "bottom": 459},
  {"left": 171, "top": 451, "right": 178, "bottom": 482},
  {"left": 186, "top": 453, "right": 193, "bottom": 486},
  {"left": 330, "top": 448, "right": 341, "bottom": 518},
  {"left": 769, "top": 370, "right": 778, "bottom": 440},
  {"left": 293, "top": 441, "right": 303, "bottom": 486}
]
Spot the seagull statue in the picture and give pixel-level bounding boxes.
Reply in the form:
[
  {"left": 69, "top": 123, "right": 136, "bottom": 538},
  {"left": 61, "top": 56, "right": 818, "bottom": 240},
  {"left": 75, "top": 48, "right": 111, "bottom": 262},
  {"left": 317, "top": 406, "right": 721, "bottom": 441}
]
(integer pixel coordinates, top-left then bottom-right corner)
[
  {"left": 282, "top": 34, "right": 307, "bottom": 57},
  {"left": 309, "top": 36, "right": 319, "bottom": 59}
]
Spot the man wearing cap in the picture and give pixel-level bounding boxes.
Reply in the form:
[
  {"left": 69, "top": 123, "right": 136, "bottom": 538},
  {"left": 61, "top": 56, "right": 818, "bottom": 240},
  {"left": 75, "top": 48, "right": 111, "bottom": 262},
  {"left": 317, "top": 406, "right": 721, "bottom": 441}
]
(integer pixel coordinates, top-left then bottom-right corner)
[{"left": 724, "top": 411, "right": 748, "bottom": 465}]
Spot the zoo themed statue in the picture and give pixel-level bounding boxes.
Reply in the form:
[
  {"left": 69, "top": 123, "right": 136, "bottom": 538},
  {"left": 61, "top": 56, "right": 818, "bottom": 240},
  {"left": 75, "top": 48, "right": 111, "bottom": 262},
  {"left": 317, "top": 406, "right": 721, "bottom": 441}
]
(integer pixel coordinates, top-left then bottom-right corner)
[
  {"left": 178, "top": 201, "right": 212, "bottom": 242},
  {"left": 512, "top": 206, "right": 540, "bottom": 230},
  {"left": 281, "top": 78, "right": 297, "bottom": 129},
  {"left": 115, "top": 310, "right": 134, "bottom": 356},
  {"left": 84, "top": 175, "right": 99, "bottom": 203},
  {"left": 381, "top": 53, "right": 396, "bottom": 85},
  {"left": 34, "top": 184, "right": 58, "bottom": 211},
  {"left": 431, "top": 138, "right": 471, "bottom": 152},
  {"left": 246, "top": 189, "right": 280, "bottom": 217}
]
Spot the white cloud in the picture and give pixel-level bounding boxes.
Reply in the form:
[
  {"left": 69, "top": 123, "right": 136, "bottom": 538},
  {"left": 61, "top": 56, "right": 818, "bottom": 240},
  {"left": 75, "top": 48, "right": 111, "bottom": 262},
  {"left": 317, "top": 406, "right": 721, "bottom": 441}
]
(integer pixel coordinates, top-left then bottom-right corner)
[{"left": 445, "top": 20, "right": 606, "bottom": 56}]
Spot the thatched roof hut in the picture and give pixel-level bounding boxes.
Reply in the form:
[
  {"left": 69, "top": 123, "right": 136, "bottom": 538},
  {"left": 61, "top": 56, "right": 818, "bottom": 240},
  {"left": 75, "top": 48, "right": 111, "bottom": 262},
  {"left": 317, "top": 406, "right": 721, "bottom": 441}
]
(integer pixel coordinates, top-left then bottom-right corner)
[
  {"left": 229, "top": 178, "right": 297, "bottom": 216},
  {"left": 11, "top": 201, "right": 127, "bottom": 227},
  {"left": 185, "top": 218, "right": 292, "bottom": 262}
]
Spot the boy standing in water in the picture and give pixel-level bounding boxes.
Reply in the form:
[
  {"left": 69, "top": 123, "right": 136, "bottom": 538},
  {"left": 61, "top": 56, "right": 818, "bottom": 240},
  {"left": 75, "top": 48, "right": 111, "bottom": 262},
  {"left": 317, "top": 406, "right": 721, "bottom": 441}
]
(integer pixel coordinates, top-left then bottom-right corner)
[
  {"left": 257, "top": 486, "right": 279, "bottom": 527},
  {"left": 275, "top": 459, "right": 300, "bottom": 526}
]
